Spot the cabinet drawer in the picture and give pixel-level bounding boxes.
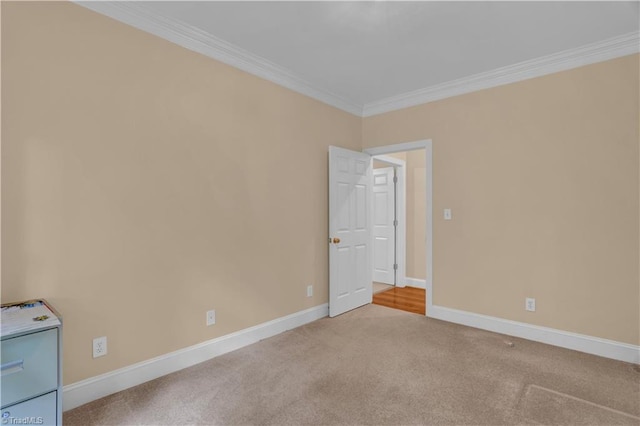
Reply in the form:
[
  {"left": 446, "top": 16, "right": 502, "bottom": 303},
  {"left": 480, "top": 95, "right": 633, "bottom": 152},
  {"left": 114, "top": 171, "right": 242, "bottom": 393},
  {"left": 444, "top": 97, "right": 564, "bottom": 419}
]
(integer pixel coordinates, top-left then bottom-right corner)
[
  {"left": 1, "top": 391, "right": 57, "bottom": 426},
  {"left": 1, "top": 328, "right": 58, "bottom": 408}
]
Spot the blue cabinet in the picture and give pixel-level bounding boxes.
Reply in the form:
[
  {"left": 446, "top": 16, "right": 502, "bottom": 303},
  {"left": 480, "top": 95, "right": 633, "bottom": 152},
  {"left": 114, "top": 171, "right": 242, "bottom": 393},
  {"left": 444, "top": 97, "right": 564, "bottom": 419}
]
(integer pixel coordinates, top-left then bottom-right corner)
[{"left": 1, "top": 300, "right": 62, "bottom": 426}]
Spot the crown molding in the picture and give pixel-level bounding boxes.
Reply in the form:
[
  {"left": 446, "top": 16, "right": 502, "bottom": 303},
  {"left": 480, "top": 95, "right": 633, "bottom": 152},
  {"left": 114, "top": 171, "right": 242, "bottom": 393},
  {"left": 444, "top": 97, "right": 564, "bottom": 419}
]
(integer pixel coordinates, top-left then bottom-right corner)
[
  {"left": 362, "top": 31, "right": 640, "bottom": 117},
  {"left": 75, "top": 1, "right": 363, "bottom": 116},
  {"left": 75, "top": 2, "right": 637, "bottom": 119}
]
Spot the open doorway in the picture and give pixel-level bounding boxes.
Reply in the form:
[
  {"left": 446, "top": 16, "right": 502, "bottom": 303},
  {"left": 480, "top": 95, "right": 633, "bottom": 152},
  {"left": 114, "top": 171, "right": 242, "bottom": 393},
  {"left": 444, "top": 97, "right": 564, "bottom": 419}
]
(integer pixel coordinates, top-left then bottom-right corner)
[
  {"left": 369, "top": 145, "right": 430, "bottom": 316},
  {"left": 371, "top": 155, "right": 405, "bottom": 295},
  {"left": 327, "top": 140, "right": 432, "bottom": 318}
]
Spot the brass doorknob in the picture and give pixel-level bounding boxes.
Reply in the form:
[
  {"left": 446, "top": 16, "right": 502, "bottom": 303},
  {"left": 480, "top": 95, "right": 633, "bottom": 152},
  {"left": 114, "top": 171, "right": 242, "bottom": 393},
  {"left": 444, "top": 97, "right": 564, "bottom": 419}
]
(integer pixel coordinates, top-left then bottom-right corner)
[{"left": 332, "top": 237, "right": 341, "bottom": 244}]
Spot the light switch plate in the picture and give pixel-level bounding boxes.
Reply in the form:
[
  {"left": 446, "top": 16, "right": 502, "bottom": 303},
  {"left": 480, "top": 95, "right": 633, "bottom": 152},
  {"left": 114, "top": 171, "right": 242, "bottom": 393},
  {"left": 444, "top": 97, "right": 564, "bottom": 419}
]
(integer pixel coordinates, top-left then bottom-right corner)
[{"left": 444, "top": 208, "right": 452, "bottom": 220}]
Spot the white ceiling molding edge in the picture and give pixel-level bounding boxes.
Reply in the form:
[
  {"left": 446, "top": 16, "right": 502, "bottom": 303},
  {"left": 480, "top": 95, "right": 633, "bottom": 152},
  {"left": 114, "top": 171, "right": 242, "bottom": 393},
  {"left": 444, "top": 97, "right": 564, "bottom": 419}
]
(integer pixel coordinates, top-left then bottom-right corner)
[
  {"left": 76, "top": 2, "right": 637, "bottom": 119},
  {"left": 75, "top": 1, "right": 363, "bottom": 116},
  {"left": 362, "top": 31, "right": 640, "bottom": 117}
]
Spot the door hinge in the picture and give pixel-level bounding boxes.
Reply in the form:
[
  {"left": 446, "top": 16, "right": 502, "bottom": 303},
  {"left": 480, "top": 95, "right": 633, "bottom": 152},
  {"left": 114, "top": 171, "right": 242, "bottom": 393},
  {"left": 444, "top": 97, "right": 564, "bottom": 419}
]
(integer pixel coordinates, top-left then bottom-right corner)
[
  {"left": 393, "top": 176, "right": 398, "bottom": 183},
  {"left": 393, "top": 264, "right": 398, "bottom": 270},
  {"left": 393, "top": 219, "right": 398, "bottom": 227}
]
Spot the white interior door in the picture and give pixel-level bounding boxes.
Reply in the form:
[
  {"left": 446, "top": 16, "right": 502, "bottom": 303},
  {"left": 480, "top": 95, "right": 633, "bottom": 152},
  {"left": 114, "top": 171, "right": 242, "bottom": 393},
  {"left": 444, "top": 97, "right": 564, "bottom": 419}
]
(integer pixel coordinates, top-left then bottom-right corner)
[
  {"left": 329, "top": 146, "right": 372, "bottom": 317},
  {"left": 372, "top": 167, "right": 395, "bottom": 285}
]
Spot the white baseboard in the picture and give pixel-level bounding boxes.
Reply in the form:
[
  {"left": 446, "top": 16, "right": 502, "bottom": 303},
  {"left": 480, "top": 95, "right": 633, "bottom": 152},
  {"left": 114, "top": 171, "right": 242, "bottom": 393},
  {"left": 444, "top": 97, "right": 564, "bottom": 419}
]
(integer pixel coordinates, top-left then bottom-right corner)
[
  {"left": 63, "top": 304, "right": 329, "bottom": 411},
  {"left": 405, "top": 277, "right": 426, "bottom": 289},
  {"left": 428, "top": 305, "right": 640, "bottom": 364},
  {"left": 63, "top": 300, "right": 638, "bottom": 412}
]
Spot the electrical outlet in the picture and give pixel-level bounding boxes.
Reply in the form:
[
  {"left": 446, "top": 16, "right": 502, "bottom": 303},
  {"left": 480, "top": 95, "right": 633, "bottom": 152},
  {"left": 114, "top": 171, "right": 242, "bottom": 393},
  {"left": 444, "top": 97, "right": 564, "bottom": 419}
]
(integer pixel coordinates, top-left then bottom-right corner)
[
  {"left": 525, "top": 298, "right": 536, "bottom": 312},
  {"left": 93, "top": 336, "right": 107, "bottom": 358},
  {"left": 206, "top": 309, "right": 216, "bottom": 326},
  {"left": 307, "top": 285, "right": 313, "bottom": 297}
]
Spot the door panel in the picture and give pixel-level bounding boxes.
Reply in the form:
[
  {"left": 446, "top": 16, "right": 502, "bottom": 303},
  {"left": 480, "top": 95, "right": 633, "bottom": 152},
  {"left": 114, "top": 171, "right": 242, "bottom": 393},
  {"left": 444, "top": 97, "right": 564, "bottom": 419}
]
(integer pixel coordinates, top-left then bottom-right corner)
[
  {"left": 354, "top": 244, "right": 367, "bottom": 293},
  {"left": 355, "top": 184, "right": 367, "bottom": 230},
  {"left": 372, "top": 167, "right": 395, "bottom": 284},
  {"left": 337, "top": 246, "right": 351, "bottom": 297},
  {"left": 374, "top": 237, "right": 389, "bottom": 272},
  {"left": 329, "top": 146, "right": 372, "bottom": 317}
]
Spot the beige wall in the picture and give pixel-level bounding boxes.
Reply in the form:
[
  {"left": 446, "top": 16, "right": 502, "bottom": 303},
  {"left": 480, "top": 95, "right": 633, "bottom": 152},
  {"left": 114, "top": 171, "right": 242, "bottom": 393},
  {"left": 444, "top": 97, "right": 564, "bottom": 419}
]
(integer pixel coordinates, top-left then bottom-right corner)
[
  {"left": 1, "top": 2, "right": 361, "bottom": 384},
  {"left": 2, "top": 2, "right": 638, "bottom": 389},
  {"left": 405, "top": 150, "right": 426, "bottom": 280},
  {"left": 373, "top": 159, "right": 392, "bottom": 169},
  {"left": 364, "top": 55, "right": 640, "bottom": 345}
]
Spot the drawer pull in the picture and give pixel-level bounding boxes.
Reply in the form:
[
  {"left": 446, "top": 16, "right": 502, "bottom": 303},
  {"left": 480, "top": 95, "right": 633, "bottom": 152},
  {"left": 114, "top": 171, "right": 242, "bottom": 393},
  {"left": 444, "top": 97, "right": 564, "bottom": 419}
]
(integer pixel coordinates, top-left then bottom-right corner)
[{"left": 1, "top": 359, "right": 24, "bottom": 376}]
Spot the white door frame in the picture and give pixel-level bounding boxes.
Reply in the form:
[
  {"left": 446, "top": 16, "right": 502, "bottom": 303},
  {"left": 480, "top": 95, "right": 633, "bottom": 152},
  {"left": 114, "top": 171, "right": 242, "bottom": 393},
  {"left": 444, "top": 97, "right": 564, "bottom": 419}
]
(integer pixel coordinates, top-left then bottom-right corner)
[
  {"left": 371, "top": 155, "right": 407, "bottom": 288},
  {"left": 364, "top": 140, "right": 433, "bottom": 314}
]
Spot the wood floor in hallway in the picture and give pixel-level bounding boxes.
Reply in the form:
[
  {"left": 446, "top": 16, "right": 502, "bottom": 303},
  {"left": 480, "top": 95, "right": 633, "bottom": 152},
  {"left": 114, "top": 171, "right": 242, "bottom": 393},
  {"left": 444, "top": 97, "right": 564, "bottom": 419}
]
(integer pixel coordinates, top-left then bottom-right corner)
[{"left": 372, "top": 286, "right": 426, "bottom": 315}]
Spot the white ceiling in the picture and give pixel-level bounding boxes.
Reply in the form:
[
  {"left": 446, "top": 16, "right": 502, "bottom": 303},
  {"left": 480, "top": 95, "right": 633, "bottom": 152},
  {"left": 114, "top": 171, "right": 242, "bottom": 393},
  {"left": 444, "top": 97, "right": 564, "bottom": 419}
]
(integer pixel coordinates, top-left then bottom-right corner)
[{"left": 79, "top": 1, "right": 640, "bottom": 116}]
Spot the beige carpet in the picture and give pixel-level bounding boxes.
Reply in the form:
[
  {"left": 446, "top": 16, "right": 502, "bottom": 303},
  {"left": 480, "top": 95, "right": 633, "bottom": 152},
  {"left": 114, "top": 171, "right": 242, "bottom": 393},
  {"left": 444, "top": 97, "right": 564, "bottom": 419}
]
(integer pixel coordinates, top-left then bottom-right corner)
[{"left": 64, "top": 304, "right": 640, "bottom": 425}]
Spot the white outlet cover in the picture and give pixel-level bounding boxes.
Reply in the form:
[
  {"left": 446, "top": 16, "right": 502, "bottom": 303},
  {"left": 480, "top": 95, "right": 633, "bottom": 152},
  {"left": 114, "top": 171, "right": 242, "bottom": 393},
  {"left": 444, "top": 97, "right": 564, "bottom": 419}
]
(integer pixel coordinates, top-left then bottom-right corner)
[
  {"left": 93, "top": 336, "right": 107, "bottom": 358},
  {"left": 525, "top": 298, "right": 536, "bottom": 312},
  {"left": 307, "top": 285, "right": 313, "bottom": 297},
  {"left": 206, "top": 310, "right": 216, "bottom": 326}
]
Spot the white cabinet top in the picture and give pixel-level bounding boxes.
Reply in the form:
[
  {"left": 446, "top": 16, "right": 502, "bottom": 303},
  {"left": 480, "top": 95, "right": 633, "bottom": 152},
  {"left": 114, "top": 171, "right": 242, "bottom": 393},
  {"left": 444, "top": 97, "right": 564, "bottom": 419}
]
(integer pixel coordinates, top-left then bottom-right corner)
[{"left": 1, "top": 300, "right": 61, "bottom": 338}]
